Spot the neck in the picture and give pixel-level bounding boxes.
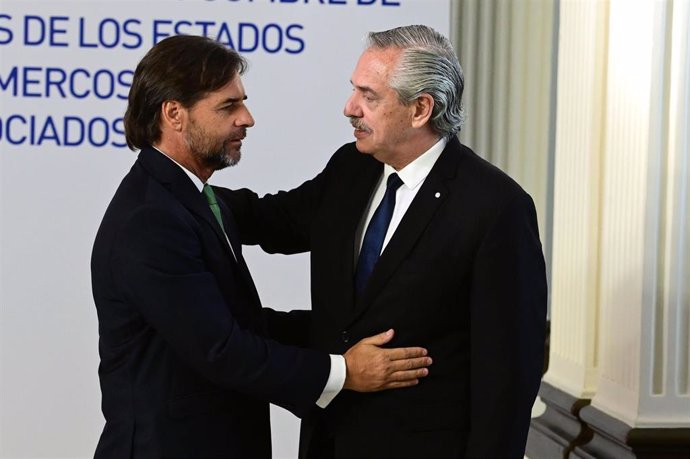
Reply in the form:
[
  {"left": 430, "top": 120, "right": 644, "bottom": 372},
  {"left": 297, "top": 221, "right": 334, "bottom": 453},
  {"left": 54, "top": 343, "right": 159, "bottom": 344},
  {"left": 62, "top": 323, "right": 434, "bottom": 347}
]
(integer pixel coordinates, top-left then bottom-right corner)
[
  {"left": 154, "top": 139, "right": 214, "bottom": 183},
  {"left": 387, "top": 133, "right": 441, "bottom": 171}
]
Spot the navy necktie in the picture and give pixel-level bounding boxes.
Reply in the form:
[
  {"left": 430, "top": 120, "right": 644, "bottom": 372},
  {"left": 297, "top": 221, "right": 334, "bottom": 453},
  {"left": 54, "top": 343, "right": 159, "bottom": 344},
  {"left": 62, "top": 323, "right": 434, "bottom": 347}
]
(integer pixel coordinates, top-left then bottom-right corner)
[{"left": 355, "top": 173, "right": 404, "bottom": 295}]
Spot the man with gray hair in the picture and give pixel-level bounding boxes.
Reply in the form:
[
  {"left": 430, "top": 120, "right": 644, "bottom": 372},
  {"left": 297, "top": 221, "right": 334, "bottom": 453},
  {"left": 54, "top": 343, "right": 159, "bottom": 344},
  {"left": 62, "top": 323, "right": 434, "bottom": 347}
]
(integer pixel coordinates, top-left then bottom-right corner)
[
  {"left": 91, "top": 34, "right": 433, "bottom": 458},
  {"left": 220, "top": 25, "right": 547, "bottom": 458}
]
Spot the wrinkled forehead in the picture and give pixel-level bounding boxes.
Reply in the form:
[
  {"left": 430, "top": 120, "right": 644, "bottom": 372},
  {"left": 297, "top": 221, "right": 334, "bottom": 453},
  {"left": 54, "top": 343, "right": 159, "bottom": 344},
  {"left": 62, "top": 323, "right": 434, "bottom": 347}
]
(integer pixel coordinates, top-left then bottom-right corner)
[{"left": 351, "top": 47, "right": 402, "bottom": 88}]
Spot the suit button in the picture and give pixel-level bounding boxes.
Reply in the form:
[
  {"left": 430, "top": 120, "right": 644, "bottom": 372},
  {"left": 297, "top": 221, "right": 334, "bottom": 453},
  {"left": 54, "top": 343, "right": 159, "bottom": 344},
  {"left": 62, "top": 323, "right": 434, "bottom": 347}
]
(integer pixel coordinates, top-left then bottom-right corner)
[{"left": 342, "top": 331, "right": 350, "bottom": 344}]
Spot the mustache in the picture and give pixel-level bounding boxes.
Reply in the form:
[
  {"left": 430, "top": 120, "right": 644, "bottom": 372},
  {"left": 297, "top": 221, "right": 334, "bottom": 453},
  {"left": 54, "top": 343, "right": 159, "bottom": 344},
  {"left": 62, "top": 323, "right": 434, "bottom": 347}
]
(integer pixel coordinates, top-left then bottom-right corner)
[
  {"left": 232, "top": 129, "right": 247, "bottom": 140},
  {"left": 349, "top": 117, "right": 371, "bottom": 133}
]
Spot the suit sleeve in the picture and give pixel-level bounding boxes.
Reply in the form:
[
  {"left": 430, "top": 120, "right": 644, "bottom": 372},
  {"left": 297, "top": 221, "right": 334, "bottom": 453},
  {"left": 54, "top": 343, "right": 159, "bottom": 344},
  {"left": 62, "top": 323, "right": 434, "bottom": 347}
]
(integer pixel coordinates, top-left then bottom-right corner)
[
  {"left": 111, "top": 204, "right": 330, "bottom": 417},
  {"left": 262, "top": 308, "right": 312, "bottom": 348},
  {"left": 215, "top": 146, "right": 349, "bottom": 254},
  {"left": 465, "top": 192, "right": 547, "bottom": 458},
  {"left": 218, "top": 184, "right": 313, "bottom": 254}
]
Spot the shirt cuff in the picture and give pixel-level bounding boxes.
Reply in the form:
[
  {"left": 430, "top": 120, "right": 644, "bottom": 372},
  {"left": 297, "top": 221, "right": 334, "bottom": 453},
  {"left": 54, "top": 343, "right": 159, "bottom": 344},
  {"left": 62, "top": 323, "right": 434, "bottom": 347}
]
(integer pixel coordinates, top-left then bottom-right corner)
[{"left": 315, "top": 354, "right": 346, "bottom": 408}]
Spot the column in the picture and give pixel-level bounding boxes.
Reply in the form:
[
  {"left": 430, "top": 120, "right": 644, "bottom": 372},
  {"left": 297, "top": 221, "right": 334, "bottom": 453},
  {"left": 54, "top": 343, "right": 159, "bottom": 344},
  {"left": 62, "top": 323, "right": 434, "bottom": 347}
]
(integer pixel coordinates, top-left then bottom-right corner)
[
  {"left": 574, "top": 0, "right": 690, "bottom": 455},
  {"left": 531, "top": 0, "right": 690, "bottom": 457},
  {"left": 527, "top": 0, "right": 608, "bottom": 455}
]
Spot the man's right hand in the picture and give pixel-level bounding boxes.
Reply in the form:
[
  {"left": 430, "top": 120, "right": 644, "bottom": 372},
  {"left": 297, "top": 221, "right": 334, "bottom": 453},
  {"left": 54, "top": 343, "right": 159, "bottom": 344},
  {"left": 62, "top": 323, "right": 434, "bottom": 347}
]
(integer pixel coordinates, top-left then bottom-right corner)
[{"left": 342, "top": 329, "right": 432, "bottom": 392}]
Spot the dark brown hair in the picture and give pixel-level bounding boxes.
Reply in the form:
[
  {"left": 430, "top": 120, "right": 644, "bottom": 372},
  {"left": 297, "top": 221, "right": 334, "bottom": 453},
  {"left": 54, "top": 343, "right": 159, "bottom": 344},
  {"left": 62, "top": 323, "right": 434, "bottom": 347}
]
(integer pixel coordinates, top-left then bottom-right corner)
[{"left": 124, "top": 35, "right": 247, "bottom": 151}]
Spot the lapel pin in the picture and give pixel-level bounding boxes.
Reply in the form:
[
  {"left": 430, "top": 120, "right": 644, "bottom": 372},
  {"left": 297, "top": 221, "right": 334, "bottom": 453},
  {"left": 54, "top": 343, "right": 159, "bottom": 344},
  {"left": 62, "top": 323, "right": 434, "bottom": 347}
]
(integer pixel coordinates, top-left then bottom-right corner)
[{"left": 434, "top": 192, "right": 441, "bottom": 198}]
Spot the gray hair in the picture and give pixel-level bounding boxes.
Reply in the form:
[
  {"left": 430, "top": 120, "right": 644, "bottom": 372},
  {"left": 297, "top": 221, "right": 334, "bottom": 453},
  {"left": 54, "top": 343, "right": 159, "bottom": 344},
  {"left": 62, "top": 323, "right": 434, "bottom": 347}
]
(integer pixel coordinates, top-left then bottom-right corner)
[{"left": 367, "top": 25, "right": 465, "bottom": 138}]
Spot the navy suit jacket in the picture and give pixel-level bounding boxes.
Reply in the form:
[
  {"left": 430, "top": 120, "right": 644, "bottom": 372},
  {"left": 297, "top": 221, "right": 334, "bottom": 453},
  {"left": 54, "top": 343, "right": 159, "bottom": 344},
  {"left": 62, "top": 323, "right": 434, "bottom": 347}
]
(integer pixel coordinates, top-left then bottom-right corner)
[
  {"left": 219, "top": 137, "right": 547, "bottom": 458},
  {"left": 91, "top": 147, "right": 329, "bottom": 458}
]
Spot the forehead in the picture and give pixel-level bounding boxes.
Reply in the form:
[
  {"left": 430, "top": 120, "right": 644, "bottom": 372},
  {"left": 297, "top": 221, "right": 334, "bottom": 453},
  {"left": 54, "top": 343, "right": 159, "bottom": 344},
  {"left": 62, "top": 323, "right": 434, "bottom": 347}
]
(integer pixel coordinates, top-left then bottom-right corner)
[
  {"left": 198, "top": 74, "right": 245, "bottom": 104},
  {"left": 351, "top": 47, "right": 402, "bottom": 88}
]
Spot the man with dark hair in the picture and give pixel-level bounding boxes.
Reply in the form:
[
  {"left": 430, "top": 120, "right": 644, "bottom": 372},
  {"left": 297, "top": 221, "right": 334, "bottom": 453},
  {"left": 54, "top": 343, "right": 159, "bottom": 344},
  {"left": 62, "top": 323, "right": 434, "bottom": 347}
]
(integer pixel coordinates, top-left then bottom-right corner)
[
  {"left": 91, "top": 34, "right": 431, "bottom": 458},
  {"left": 220, "top": 25, "right": 547, "bottom": 458}
]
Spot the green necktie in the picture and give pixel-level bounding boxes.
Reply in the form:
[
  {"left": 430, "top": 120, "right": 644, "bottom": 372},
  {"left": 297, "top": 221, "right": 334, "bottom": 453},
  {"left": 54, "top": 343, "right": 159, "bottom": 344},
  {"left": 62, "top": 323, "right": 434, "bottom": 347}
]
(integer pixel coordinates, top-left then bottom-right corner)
[
  {"left": 202, "top": 184, "right": 239, "bottom": 262},
  {"left": 202, "top": 184, "right": 226, "bottom": 233}
]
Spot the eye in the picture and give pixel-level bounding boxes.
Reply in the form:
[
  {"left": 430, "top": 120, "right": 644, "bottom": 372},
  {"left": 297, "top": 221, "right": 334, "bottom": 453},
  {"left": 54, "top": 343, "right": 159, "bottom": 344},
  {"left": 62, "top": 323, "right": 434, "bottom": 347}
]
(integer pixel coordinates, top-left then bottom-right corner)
[
  {"left": 218, "top": 104, "right": 236, "bottom": 113},
  {"left": 363, "top": 93, "right": 377, "bottom": 102}
]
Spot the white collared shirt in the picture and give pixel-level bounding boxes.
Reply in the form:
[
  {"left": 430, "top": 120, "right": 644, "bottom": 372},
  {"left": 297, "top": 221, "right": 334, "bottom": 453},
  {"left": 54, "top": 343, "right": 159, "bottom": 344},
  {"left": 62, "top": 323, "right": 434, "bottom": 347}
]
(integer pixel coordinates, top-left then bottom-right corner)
[{"left": 356, "top": 137, "right": 448, "bottom": 260}]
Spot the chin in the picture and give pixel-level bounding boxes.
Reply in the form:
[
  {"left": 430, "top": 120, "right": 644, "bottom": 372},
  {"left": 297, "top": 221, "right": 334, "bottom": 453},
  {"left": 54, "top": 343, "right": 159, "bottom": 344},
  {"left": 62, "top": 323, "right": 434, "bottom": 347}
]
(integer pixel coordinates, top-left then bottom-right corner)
[
  {"left": 222, "top": 147, "right": 241, "bottom": 166},
  {"left": 206, "top": 150, "right": 240, "bottom": 170},
  {"left": 230, "top": 152, "right": 241, "bottom": 166},
  {"left": 355, "top": 140, "right": 373, "bottom": 155}
]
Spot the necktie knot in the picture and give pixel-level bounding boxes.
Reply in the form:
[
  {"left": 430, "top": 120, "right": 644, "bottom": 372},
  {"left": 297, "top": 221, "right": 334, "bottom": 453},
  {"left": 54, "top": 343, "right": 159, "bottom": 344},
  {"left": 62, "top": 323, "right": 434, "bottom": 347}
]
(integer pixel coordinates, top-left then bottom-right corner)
[
  {"left": 203, "top": 184, "right": 225, "bottom": 232},
  {"left": 203, "top": 184, "right": 218, "bottom": 206},
  {"left": 387, "top": 172, "right": 403, "bottom": 191}
]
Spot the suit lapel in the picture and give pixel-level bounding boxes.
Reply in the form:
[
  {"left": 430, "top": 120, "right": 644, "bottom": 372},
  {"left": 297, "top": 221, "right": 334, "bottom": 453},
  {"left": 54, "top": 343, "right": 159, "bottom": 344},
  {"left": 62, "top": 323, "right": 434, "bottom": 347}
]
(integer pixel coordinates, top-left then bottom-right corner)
[
  {"left": 340, "top": 158, "right": 384, "bottom": 282},
  {"left": 318, "top": 154, "right": 382, "bottom": 325},
  {"left": 216, "top": 197, "right": 262, "bottom": 306},
  {"left": 138, "top": 148, "right": 236, "bottom": 262},
  {"left": 351, "top": 138, "right": 462, "bottom": 321}
]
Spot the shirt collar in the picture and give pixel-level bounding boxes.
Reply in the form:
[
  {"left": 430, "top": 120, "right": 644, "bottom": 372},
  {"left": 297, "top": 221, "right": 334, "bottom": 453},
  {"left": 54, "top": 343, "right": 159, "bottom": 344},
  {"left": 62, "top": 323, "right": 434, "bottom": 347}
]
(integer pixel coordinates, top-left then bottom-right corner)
[
  {"left": 382, "top": 137, "right": 448, "bottom": 190},
  {"left": 152, "top": 146, "right": 205, "bottom": 192}
]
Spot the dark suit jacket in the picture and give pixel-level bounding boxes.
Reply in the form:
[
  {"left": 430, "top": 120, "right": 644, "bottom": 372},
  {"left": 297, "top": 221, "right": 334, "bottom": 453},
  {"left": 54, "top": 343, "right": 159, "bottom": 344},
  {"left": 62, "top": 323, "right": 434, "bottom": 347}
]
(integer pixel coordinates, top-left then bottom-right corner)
[
  {"left": 220, "top": 137, "right": 547, "bottom": 458},
  {"left": 91, "top": 147, "right": 329, "bottom": 458}
]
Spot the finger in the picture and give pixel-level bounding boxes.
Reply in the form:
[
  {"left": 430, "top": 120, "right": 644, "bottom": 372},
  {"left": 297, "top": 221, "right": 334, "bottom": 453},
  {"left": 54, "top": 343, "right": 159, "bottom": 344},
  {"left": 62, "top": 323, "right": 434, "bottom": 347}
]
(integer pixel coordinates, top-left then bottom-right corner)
[
  {"left": 387, "top": 356, "right": 432, "bottom": 372},
  {"left": 358, "top": 328, "right": 394, "bottom": 346},
  {"left": 384, "top": 346, "right": 429, "bottom": 361},
  {"left": 388, "top": 367, "right": 430, "bottom": 382}
]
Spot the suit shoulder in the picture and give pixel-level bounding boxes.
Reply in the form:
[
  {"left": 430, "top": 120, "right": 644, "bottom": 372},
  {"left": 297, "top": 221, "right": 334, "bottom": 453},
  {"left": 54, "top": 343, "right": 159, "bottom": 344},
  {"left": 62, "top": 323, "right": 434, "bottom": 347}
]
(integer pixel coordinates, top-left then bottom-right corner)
[
  {"left": 110, "top": 162, "right": 185, "bottom": 212},
  {"left": 437, "top": 142, "right": 538, "bottom": 231},
  {"left": 95, "top": 162, "right": 195, "bottom": 246},
  {"left": 455, "top": 143, "right": 531, "bottom": 201}
]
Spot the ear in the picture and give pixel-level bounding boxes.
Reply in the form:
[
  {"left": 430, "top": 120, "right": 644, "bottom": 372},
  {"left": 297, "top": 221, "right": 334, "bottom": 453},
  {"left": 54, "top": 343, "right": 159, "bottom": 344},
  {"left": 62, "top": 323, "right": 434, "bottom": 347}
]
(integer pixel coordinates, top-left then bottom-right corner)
[
  {"left": 160, "top": 100, "right": 186, "bottom": 132},
  {"left": 410, "top": 93, "right": 434, "bottom": 129}
]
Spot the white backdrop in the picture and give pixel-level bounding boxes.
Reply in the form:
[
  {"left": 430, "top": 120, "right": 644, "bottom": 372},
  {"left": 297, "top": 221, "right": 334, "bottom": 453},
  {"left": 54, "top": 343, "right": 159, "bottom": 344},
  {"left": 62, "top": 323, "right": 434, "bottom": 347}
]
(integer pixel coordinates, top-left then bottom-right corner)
[{"left": 0, "top": 0, "right": 451, "bottom": 457}]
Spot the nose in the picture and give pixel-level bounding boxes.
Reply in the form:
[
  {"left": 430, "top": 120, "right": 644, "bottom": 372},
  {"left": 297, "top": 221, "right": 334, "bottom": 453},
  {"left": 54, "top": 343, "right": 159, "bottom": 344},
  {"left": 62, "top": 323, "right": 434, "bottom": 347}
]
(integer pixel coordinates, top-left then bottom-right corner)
[
  {"left": 236, "top": 104, "right": 255, "bottom": 128},
  {"left": 343, "top": 92, "right": 362, "bottom": 118}
]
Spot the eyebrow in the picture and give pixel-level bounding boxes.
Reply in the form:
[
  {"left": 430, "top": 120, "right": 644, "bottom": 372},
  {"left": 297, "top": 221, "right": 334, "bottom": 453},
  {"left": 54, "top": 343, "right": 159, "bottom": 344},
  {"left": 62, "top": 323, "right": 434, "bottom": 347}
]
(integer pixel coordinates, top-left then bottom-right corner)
[
  {"left": 350, "top": 80, "right": 379, "bottom": 98},
  {"left": 217, "top": 95, "right": 248, "bottom": 106}
]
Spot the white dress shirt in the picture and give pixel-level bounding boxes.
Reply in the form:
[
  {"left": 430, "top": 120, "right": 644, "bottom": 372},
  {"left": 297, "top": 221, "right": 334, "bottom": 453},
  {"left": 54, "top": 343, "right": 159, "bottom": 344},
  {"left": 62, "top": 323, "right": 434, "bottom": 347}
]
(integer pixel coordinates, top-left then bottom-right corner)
[
  {"left": 152, "top": 147, "right": 345, "bottom": 408},
  {"left": 356, "top": 137, "right": 448, "bottom": 260}
]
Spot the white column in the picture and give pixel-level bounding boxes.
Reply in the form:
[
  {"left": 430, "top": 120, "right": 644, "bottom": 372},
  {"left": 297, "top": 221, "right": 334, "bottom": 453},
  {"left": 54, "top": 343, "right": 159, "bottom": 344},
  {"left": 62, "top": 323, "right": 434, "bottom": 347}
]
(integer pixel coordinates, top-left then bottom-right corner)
[
  {"left": 542, "top": 0, "right": 609, "bottom": 400},
  {"left": 546, "top": 0, "right": 690, "bottom": 429},
  {"left": 592, "top": 0, "right": 690, "bottom": 427},
  {"left": 547, "top": 0, "right": 690, "bottom": 429}
]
